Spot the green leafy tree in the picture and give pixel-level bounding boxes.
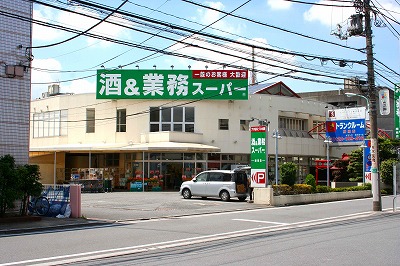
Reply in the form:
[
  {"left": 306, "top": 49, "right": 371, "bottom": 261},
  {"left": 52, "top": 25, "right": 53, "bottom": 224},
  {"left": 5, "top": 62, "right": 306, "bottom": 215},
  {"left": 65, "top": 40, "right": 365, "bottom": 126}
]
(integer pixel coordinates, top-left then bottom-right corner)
[
  {"left": 380, "top": 158, "right": 398, "bottom": 186},
  {"left": 0, "top": 155, "right": 19, "bottom": 216},
  {"left": 280, "top": 162, "right": 297, "bottom": 186},
  {"left": 17, "top": 164, "right": 43, "bottom": 216},
  {"left": 347, "top": 148, "right": 363, "bottom": 181},
  {"left": 378, "top": 138, "right": 400, "bottom": 161}
]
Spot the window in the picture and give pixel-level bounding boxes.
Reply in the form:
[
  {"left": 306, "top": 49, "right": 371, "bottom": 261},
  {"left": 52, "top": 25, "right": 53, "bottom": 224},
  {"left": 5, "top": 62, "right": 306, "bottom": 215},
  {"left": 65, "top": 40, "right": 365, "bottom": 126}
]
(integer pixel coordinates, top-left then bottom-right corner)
[
  {"left": 240, "top": 120, "right": 249, "bottom": 131},
  {"left": 208, "top": 172, "right": 223, "bottom": 182},
  {"left": 33, "top": 110, "right": 68, "bottom": 138},
  {"left": 150, "top": 106, "right": 195, "bottom": 132},
  {"left": 196, "top": 172, "right": 207, "bottom": 181},
  {"left": 86, "top": 108, "right": 95, "bottom": 133},
  {"left": 219, "top": 119, "right": 229, "bottom": 130},
  {"left": 105, "top": 153, "right": 119, "bottom": 167},
  {"left": 116, "top": 109, "right": 126, "bottom": 132}
]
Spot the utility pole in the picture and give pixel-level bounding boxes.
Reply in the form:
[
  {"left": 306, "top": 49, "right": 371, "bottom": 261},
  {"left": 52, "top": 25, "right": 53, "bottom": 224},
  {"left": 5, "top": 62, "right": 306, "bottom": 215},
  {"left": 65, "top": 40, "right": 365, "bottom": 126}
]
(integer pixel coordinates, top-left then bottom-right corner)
[{"left": 364, "top": 0, "right": 382, "bottom": 211}]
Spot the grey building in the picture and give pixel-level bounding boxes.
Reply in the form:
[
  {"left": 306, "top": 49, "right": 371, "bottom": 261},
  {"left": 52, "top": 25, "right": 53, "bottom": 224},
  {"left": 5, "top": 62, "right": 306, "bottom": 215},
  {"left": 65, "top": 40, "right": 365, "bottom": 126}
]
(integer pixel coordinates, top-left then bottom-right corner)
[
  {"left": 298, "top": 78, "right": 394, "bottom": 138},
  {"left": 0, "top": 0, "right": 33, "bottom": 164}
]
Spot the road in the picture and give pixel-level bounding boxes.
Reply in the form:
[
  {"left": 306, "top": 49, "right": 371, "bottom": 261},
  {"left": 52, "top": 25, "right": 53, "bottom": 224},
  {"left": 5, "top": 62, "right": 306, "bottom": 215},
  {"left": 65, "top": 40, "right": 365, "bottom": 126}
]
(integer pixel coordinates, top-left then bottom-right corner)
[{"left": 0, "top": 196, "right": 399, "bottom": 265}]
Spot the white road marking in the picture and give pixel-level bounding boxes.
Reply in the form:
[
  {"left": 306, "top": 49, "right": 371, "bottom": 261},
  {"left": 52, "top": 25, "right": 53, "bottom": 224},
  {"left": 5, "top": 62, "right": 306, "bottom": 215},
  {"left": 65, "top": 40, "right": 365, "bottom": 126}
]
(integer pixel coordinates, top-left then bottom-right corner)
[
  {"left": 0, "top": 211, "right": 378, "bottom": 266},
  {"left": 232, "top": 219, "right": 289, "bottom": 225}
]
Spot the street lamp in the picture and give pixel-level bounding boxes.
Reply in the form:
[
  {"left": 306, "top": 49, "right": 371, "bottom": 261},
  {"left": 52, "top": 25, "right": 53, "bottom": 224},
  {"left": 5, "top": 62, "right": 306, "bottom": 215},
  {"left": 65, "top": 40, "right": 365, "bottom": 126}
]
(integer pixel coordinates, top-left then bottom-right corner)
[
  {"left": 272, "top": 129, "right": 282, "bottom": 185},
  {"left": 324, "top": 137, "right": 332, "bottom": 187},
  {"left": 345, "top": 92, "right": 370, "bottom": 112}
]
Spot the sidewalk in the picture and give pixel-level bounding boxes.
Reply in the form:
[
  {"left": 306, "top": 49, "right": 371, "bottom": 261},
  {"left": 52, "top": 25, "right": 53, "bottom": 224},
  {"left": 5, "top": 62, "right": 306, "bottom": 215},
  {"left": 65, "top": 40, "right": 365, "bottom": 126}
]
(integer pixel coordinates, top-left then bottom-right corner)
[{"left": 0, "top": 192, "right": 262, "bottom": 235}]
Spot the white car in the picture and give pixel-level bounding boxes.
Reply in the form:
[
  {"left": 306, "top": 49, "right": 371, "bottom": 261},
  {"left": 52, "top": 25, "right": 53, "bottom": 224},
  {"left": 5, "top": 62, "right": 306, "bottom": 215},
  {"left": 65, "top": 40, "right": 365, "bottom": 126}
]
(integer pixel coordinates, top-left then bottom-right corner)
[{"left": 179, "top": 167, "right": 249, "bottom": 201}]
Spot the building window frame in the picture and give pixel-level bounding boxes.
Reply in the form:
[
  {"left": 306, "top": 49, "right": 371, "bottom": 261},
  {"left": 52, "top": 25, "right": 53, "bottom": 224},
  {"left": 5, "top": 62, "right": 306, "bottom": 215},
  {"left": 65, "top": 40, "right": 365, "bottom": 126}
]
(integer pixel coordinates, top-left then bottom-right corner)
[
  {"left": 219, "top": 119, "right": 229, "bottom": 130},
  {"left": 150, "top": 106, "right": 195, "bottom": 132},
  {"left": 116, "top": 109, "right": 126, "bottom": 132},
  {"left": 86, "top": 108, "right": 95, "bottom": 133}
]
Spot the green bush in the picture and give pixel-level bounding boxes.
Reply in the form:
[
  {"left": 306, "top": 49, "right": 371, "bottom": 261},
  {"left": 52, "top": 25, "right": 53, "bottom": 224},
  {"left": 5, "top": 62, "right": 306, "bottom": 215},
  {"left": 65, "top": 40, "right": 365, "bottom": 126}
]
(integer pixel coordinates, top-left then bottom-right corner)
[
  {"left": 273, "top": 184, "right": 292, "bottom": 196},
  {"left": 280, "top": 162, "right": 297, "bottom": 186},
  {"left": 304, "top": 174, "right": 316, "bottom": 191},
  {"left": 316, "top": 185, "right": 331, "bottom": 193},
  {"left": 293, "top": 184, "right": 312, "bottom": 194},
  {"left": 380, "top": 159, "right": 398, "bottom": 185}
]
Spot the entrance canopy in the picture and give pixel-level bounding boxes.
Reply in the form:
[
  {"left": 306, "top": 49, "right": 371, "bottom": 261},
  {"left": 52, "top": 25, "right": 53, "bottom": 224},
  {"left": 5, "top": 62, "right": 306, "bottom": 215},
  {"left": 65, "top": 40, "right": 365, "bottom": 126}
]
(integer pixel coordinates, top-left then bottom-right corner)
[{"left": 30, "top": 142, "right": 220, "bottom": 153}]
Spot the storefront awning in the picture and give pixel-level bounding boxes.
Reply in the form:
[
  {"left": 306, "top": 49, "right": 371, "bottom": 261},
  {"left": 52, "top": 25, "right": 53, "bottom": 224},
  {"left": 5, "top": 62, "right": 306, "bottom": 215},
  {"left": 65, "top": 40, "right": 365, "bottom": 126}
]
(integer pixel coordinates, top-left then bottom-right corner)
[
  {"left": 30, "top": 142, "right": 220, "bottom": 153},
  {"left": 120, "top": 142, "right": 220, "bottom": 152}
]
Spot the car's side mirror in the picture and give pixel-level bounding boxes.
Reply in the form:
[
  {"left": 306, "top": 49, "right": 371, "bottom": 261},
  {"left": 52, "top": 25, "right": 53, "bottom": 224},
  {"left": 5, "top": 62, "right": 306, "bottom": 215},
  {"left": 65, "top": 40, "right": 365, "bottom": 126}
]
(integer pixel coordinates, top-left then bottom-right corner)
[{"left": 193, "top": 178, "right": 197, "bottom": 182}]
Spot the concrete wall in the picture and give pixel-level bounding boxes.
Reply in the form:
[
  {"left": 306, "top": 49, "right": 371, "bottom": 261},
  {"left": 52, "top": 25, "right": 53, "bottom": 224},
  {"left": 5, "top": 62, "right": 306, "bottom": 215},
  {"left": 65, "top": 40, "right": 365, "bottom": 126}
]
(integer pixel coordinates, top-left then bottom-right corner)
[{"left": 254, "top": 187, "right": 372, "bottom": 206}]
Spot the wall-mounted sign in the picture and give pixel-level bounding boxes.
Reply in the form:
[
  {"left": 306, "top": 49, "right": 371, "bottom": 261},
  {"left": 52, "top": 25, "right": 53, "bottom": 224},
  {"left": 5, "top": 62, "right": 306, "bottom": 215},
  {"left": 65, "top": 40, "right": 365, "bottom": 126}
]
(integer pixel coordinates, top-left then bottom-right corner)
[
  {"left": 326, "top": 107, "right": 366, "bottom": 143},
  {"left": 96, "top": 69, "right": 248, "bottom": 100}
]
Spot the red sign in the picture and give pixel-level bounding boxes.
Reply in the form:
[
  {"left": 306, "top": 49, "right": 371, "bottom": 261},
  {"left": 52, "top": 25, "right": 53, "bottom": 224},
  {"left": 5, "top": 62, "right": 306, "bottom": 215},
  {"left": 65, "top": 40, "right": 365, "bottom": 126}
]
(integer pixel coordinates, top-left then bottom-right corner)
[
  {"left": 192, "top": 70, "right": 248, "bottom": 79},
  {"left": 251, "top": 126, "right": 266, "bottom": 132},
  {"left": 251, "top": 171, "right": 266, "bottom": 185}
]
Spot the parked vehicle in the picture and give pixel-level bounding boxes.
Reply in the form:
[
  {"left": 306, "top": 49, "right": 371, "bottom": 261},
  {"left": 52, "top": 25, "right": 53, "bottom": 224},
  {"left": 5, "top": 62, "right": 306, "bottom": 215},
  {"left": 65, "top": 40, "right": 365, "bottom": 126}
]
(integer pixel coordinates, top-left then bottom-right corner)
[{"left": 179, "top": 167, "right": 249, "bottom": 201}]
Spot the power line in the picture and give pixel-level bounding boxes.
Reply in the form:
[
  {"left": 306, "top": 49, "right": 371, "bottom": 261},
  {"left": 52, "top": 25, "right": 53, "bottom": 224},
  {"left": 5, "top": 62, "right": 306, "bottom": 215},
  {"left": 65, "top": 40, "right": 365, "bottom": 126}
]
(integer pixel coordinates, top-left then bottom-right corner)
[
  {"left": 180, "top": 0, "right": 363, "bottom": 52},
  {"left": 26, "top": 0, "right": 129, "bottom": 50}
]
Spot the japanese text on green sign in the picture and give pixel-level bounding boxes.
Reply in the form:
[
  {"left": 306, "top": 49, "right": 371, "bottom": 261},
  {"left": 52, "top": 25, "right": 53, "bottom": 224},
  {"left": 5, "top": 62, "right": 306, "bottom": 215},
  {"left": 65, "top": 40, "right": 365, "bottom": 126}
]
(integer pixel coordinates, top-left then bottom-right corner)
[{"left": 96, "top": 69, "right": 248, "bottom": 100}]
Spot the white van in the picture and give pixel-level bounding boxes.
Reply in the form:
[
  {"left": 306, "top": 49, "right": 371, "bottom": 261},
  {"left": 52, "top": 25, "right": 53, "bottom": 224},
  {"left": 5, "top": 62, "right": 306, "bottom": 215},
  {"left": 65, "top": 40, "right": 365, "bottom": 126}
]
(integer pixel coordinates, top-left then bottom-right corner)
[{"left": 179, "top": 167, "right": 249, "bottom": 201}]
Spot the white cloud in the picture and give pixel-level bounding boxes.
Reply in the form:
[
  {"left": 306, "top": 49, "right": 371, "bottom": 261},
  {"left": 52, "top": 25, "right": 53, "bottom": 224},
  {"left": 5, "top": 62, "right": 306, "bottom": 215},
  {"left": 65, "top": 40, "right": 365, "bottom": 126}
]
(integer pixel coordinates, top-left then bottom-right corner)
[
  {"left": 61, "top": 79, "right": 96, "bottom": 95},
  {"left": 303, "top": 1, "right": 353, "bottom": 26},
  {"left": 33, "top": 5, "right": 132, "bottom": 48},
  {"left": 31, "top": 58, "right": 62, "bottom": 99},
  {"left": 197, "top": 2, "right": 243, "bottom": 35},
  {"left": 168, "top": 35, "right": 295, "bottom": 82},
  {"left": 32, "top": 7, "right": 65, "bottom": 41},
  {"left": 267, "top": 0, "right": 292, "bottom": 10}
]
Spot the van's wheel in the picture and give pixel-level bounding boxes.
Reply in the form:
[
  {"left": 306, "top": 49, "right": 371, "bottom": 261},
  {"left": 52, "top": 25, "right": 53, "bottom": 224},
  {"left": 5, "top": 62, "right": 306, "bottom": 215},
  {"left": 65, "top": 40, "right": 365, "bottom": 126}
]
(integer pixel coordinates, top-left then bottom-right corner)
[
  {"left": 182, "top": 188, "right": 192, "bottom": 199},
  {"left": 238, "top": 196, "right": 247, "bottom": 202},
  {"left": 220, "top": 191, "right": 230, "bottom": 201}
]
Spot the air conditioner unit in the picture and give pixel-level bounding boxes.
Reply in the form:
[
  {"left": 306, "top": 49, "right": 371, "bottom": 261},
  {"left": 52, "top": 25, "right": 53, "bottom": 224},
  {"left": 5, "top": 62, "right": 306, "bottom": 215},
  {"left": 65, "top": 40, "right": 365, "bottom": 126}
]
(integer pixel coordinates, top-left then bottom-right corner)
[{"left": 48, "top": 84, "right": 60, "bottom": 95}]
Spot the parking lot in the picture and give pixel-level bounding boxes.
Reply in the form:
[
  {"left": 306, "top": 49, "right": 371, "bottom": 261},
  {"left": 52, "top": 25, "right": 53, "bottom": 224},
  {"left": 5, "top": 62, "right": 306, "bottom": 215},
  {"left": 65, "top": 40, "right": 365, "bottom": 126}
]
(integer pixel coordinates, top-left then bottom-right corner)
[{"left": 81, "top": 191, "right": 265, "bottom": 221}]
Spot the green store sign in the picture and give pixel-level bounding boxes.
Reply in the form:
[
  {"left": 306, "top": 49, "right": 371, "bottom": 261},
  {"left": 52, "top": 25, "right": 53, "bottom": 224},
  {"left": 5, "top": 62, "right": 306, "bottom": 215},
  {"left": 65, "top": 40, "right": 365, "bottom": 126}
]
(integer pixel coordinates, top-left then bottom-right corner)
[
  {"left": 250, "top": 126, "right": 267, "bottom": 169},
  {"left": 96, "top": 69, "right": 248, "bottom": 100}
]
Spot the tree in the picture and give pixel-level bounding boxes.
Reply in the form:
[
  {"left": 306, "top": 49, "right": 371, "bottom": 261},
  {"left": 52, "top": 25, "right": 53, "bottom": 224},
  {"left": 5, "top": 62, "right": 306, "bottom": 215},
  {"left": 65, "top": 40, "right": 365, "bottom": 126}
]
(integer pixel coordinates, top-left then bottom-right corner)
[
  {"left": 380, "top": 158, "right": 398, "bottom": 187},
  {"left": 0, "top": 155, "right": 19, "bottom": 216},
  {"left": 280, "top": 162, "right": 297, "bottom": 186},
  {"left": 17, "top": 164, "right": 43, "bottom": 216},
  {"left": 347, "top": 148, "right": 363, "bottom": 181}
]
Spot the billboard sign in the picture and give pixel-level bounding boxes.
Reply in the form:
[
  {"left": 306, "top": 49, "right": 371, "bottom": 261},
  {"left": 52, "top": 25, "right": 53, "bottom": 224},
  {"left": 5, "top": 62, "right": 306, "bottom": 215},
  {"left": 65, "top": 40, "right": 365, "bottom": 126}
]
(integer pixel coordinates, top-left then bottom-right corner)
[
  {"left": 250, "top": 126, "right": 267, "bottom": 187},
  {"left": 96, "top": 69, "right": 248, "bottom": 100},
  {"left": 326, "top": 107, "right": 366, "bottom": 143}
]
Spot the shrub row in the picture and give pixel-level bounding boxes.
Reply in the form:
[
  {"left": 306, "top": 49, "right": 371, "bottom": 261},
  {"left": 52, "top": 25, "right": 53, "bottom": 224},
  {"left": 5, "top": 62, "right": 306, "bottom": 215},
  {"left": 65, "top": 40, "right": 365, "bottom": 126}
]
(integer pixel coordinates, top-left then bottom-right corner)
[{"left": 273, "top": 183, "right": 371, "bottom": 196}]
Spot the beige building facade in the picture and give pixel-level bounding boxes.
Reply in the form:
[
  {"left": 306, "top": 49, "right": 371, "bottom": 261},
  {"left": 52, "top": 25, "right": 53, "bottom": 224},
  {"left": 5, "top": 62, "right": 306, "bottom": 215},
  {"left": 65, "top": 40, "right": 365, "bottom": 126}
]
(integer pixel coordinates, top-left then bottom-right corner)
[{"left": 29, "top": 83, "right": 348, "bottom": 191}]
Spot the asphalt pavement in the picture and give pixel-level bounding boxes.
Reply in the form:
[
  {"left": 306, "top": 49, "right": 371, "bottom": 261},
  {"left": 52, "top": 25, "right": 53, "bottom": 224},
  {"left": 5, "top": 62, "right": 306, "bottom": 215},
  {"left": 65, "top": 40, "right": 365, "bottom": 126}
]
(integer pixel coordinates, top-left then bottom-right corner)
[{"left": 0, "top": 192, "right": 263, "bottom": 235}]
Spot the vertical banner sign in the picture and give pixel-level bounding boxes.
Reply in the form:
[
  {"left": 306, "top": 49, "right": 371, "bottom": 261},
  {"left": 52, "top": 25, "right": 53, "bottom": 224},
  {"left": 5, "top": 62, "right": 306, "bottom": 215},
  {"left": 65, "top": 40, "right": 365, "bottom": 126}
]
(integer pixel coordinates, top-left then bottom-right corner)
[
  {"left": 250, "top": 126, "right": 267, "bottom": 188},
  {"left": 379, "top": 88, "right": 390, "bottom": 116},
  {"left": 364, "top": 139, "right": 372, "bottom": 183},
  {"left": 395, "top": 84, "right": 400, "bottom": 139}
]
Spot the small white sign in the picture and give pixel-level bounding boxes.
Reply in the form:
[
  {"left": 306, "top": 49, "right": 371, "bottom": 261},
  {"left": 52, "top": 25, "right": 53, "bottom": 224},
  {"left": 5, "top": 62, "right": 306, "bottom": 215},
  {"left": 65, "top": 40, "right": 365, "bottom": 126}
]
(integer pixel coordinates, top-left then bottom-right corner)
[{"left": 379, "top": 88, "right": 390, "bottom": 115}]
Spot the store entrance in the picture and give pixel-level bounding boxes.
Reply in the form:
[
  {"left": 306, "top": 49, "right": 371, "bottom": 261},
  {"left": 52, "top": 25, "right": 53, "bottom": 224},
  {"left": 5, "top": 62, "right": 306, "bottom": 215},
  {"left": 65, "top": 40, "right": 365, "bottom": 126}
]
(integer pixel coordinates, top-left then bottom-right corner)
[{"left": 164, "top": 162, "right": 183, "bottom": 191}]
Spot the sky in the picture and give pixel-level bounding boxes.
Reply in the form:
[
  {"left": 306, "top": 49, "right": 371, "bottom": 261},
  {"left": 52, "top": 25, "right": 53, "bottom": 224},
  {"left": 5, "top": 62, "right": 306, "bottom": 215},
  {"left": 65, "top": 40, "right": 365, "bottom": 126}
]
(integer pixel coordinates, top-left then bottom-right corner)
[{"left": 30, "top": 0, "right": 400, "bottom": 99}]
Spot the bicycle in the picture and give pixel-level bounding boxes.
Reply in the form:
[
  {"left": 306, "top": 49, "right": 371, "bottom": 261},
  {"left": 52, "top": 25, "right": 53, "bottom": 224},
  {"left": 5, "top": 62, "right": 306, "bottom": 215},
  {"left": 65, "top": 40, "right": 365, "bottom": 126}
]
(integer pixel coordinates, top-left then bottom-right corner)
[{"left": 28, "top": 196, "right": 50, "bottom": 216}]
